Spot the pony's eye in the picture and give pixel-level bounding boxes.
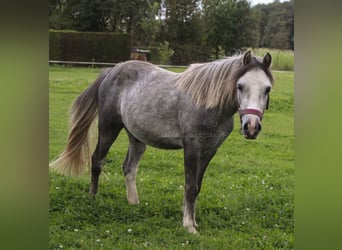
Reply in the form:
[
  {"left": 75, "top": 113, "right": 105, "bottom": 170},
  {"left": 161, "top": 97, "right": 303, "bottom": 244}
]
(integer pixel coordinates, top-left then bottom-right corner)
[
  {"left": 265, "top": 86, "right": 271, "bottom": 94},
  {"left": 237, "top": 84, "right": 244, "bottom": 91}
]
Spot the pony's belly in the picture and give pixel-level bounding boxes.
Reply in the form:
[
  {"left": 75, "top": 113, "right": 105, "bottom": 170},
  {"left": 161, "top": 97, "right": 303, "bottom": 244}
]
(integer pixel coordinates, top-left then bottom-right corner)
[
  {"left": 123, "top": 122, "right": 183, "bottom": 149},
  {"left": 146, "top": 137, "right": 183, "bottom": 149},
  {"left": 130, "top": 131, "right": 183, "bottom": 149}
]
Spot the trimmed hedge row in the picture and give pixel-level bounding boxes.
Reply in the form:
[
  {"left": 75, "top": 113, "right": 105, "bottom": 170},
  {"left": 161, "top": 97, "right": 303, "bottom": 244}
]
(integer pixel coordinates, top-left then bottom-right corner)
[{"left": 49, "top": 30, "right": 131, "bottom": 63}]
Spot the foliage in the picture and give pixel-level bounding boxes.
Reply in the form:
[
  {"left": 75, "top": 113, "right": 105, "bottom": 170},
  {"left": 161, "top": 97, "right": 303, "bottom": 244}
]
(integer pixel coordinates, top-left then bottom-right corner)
[
  {"left": 162, "top": 0, "right": 209, "bottom": 64},
  {"left": 149, "top": 42, "right": 175, "bottom": 65},
  {"left": 49, "top": 0, "right": 294, "bottom": 64},
  {"left": 133, "top": 1, "right": 161, "bottom": 46},
  {"left": 163, "top": 0, "right": 201, "bottom": 45},
  {"left": 253, "top": 0, "right": 294, "bottom": 50},
  {"left": 170, "top": 44, "right": 211, "bottom": 65},
  {"left": 203, "top": 0, "right": 257, "bottom": 57},
  {"left": 50, "top": 0, "right": 161, "bottom": 36},
  {"left": 49, "top": 30, "right": 131, "bottom": 62},
  {"left": 49, "top": 66, "right": 294, "bottom": 249}
]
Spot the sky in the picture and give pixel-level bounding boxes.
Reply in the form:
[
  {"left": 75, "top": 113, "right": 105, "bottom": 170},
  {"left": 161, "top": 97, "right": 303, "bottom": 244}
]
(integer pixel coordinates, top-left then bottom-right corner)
[{"left": 249, "top": 0, "right": 289, "bottom": 6}]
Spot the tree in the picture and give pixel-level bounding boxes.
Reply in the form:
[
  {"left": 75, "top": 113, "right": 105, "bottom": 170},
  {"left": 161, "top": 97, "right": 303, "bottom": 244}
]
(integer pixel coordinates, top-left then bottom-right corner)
[
  {"left": 254, "top": 0, "right": 294, "bottom": 49},
  {"left": 49, "top": 0, "right": 71, "bottom": 29},
  {"left": 49, "top": 0, "right": 294, "bottom": 64},
  {"left": 127, "top": 0, "right": 161, "bottom": 46},
  {"left": 203, "top": 0, "right": 256, "bottom": 58},
  {"left": 71, "top": 0, "right": 114, "bottom": 31},
  {"left": 163, "top": 0, "right": 201, "bottom": 45},
  {"left": 135, "top": 9, "right": 160, "bottom": 46}
]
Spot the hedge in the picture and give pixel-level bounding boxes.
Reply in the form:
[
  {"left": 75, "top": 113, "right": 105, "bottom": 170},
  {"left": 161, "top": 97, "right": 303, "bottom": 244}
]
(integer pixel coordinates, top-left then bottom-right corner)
[
  {"left": 49, "top": 30, "right": 131, "bottom": 63},
  {"left": 170, "top": 44, "right": 211, "bottom": 65}
]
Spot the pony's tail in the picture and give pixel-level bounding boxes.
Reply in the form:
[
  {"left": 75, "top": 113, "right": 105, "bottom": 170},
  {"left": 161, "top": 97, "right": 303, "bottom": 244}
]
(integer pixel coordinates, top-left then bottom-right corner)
[{"left": 50, "top": 68, "right": 111, "bottom": 176}]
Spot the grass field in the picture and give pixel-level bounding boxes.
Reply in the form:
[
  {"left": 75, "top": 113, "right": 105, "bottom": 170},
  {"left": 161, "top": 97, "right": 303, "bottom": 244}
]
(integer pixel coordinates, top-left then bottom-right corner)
[
  {"left": 49, "top": 65, "right": 294, "bottom": 249},
  {"left": 249, "top": 48, "right": 294, "bottom": 71}
]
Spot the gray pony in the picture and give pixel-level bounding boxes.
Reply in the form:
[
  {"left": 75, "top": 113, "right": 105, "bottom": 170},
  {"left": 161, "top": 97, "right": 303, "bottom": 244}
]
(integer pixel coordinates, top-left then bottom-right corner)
[{"left": 50, "top": 51, "right": 274, "bottom": 234}]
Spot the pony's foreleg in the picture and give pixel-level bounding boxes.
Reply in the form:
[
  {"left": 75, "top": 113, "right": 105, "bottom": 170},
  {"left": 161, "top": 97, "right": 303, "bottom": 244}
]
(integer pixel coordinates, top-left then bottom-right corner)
[
  {"left": 183, "top": 147, "right": 218, "bottom": 234},
  {"left": 122, "top": 134, "right": 146, "bottom": 205},
  {"left": 90, "top": 124, "right": 122, "bottom": 195},
  {"left": 197, "top": 150, "right": 217, "bottom": 194},
  {"left": 192, "top": 150, "right": 217, "bottom": 227},
  {"left": 183, "top": 145, "right": 201, "bottom": 234}
]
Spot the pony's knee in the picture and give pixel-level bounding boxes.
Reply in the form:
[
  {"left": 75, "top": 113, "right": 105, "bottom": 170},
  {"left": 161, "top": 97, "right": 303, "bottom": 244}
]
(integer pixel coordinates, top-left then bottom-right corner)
[
  {"left": 123, "top": 162, "right": 138, "bottom": 176},
  {"left": 91, "top": 164, "right": 102, "bottom": 176},
  {"left": 125, "top": 171, "right": 136, "bottom": 182},
  {"left": 91, "top": 152, "right": 107, "bottom": 169}
]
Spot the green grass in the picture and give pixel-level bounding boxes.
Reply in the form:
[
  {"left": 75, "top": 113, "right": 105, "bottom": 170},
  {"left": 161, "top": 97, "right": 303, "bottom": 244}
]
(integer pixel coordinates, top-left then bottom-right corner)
[
  {"left": 249, "top": 48, "right": 294, "bottom": 71},
  {"left": 160, "top": 66, "right": 186, "bottom": 73},
  {"left": 49, "top": 65, "right": 294, "bottom": 249}
]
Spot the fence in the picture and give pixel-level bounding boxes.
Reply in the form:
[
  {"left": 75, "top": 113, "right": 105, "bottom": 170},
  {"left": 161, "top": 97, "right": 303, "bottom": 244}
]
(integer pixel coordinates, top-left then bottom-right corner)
[{"left": 49, "top": 60, "right": 188, "bottom": 69}]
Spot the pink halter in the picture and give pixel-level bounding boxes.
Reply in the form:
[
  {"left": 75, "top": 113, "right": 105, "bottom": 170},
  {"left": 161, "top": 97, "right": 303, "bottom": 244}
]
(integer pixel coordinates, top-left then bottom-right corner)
[{"left": 237, "top": 94, "right": 269, "bottom": 121}]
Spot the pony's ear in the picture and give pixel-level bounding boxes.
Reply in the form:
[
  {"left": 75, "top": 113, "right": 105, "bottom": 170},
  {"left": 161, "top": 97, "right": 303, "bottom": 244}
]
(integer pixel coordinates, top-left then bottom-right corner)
[
  {"left": 242, "top": 50, "right": 252, "bottom": 65},
  {"left": 263, "top": 52, "right": 272, "bottom": 68}
]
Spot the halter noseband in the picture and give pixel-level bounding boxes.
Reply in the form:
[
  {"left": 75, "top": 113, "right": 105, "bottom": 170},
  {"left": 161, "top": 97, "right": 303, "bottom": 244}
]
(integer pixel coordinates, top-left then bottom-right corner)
[
  {"left": 237, "top": 94, "right": 269, "bottom": 121},
  {"left": 238, "top": 108, "right": 264, "bottom": 120}
]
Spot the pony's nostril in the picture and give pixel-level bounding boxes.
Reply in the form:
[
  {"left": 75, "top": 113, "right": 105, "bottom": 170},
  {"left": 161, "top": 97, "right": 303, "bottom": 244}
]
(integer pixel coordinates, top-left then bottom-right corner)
[
  {"left": 255, "top": 122, "right": 262, "bottom": 132},
  {"left": 243, "top": 123, "right": 249, "bottom": 133}
]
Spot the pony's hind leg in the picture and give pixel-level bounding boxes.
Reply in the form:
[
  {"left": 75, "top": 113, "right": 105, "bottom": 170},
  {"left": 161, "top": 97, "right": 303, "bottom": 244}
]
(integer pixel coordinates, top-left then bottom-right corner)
[
  {"left": 122, "top": 132, "right": 146, "bottom": 205},
  {"left": 90, "top": 123, "right": 123, "bottom": 195}
]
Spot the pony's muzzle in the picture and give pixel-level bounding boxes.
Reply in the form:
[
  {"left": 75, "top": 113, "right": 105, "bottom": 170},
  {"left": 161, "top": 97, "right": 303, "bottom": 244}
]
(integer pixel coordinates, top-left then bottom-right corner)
[{"left": 241, "top": 115, "right": 262, "bottom": 139}]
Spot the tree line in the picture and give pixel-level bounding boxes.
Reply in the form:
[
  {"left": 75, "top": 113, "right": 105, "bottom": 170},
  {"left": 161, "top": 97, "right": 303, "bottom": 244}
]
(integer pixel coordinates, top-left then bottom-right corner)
[{"left": 50, "top": 0, "right": 293, "bottom": 64}]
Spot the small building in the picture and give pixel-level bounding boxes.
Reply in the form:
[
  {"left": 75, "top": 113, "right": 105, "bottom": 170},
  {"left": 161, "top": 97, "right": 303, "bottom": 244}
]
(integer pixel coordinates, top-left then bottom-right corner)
[{"left": 130, "top": 48, "right": 150, "bottom": 61}]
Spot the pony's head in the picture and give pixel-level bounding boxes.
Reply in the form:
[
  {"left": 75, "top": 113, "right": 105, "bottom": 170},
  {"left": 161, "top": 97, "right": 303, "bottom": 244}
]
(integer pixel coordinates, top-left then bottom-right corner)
[
  {"left": 236, "top": 51, "right": 274, "bottom": 139},
  {"left": 175, "top": 50, "right": 274, "bottom": 140}
]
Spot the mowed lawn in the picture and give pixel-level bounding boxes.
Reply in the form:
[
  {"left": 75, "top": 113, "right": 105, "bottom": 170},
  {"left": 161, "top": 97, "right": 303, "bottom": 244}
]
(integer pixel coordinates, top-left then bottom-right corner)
[{"left": 49, "top": 65, "right": 294, "bottom": 249}]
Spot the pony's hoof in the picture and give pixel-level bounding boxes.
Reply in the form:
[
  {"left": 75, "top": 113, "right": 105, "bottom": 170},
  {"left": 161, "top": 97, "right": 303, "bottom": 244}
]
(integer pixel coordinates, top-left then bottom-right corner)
[
  {"left": 127, "top": 198, "right": 140, "bottom": 205},
  {"left": 88, "top": 192, "right": 96, "bottom": 200},
  {"left": 186, "top": 226, "right": 198, "bottom": 234},
  {"left": 127, "top": 192, "right": 140, "bottom": 205}
]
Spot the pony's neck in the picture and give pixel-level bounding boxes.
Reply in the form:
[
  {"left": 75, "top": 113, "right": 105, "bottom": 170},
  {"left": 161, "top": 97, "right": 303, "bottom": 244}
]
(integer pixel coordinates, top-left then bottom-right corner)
[
  {"left": 207, "top": 102, "right": 238, "bottom": 124},
  {"left": 222, "top": 103, "right": 239, "bottom": 118}
]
